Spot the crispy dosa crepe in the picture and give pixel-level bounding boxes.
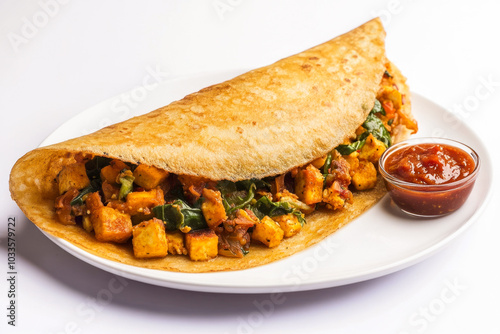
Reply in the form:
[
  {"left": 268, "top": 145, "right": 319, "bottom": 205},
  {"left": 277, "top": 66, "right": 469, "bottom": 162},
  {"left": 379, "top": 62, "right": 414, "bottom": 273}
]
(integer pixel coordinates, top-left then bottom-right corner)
[{"left": 9, "top": 18, "right": 414, "bottom": 272}]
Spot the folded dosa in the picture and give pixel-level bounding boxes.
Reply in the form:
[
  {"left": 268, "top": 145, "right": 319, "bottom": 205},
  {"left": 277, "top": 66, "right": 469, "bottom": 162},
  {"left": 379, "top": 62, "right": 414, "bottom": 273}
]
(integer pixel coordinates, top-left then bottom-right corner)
[{"left": 9, "top": 18, "right": 415, "bottom": 272}]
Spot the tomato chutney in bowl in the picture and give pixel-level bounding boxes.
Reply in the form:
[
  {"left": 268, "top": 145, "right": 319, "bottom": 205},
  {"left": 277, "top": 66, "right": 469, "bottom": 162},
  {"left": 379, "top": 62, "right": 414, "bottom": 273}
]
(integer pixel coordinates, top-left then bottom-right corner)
[{"left": 378, "top": 137, "right": 480, "bottom": 217}]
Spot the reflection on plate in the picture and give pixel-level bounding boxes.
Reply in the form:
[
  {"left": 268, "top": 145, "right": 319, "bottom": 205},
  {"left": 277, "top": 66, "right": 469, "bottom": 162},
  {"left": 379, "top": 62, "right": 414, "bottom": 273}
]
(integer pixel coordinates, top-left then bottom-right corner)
[{"left": 39, "top": 70, "right": 493, "bottom": 293}]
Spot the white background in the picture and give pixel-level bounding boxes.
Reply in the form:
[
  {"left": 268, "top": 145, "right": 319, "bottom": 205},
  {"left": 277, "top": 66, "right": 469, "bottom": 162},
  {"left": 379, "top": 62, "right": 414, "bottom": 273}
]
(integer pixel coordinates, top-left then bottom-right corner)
[{"left": 1, "top": 0, "right": 499, "bottom": 333}]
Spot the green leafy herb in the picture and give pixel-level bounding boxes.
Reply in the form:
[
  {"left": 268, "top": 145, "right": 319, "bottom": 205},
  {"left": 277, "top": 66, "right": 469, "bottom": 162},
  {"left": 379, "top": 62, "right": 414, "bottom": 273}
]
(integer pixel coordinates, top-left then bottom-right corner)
[
  {"left": 362, "top": 109, "right": 391, "bottom": 147},
  {"left": 236, "top": 179, "right": 270, "bottom": 191},
  {"left": 251, "top": 196, "right": 306, "bottom": 226},
  {"left": 322, "top": 152, "right": 333, "bottom": 175},
  {"left": 217, "top": 180, "right": 238, "bottom": 197},
  {"left": 335, "top": 99, "right": 391, "bottom": 155},
  {"left": 118, "top": 172, "right": 134, "bottom": 200},
  {"left": 217, "top": 180, "right": 238, "bottom": 213},
  {"left": 153, "top": 202, "right": 183, "bottom": 230},
  {"left": 371, "top": 99, "right": 386, "bottom": 116},
  {"left": 384, "top": 70, "right": 392, "bottom": 78},
  {"left": 85, "top": 156, "right": 112, "bottom": 180},
  {"left": 70, "top": 179, "right": 102, "bottom": 206},
  {"left": 153, "top": 199, "right": 207, "bottom": 231},
  {"left": 336, "top": 132, "right": 369, "bottom": 155},
  {"left": 178, "top": 200, "right": 207, "bottom": 230},
  {"left": 226, "top": 183, "right": 256, "bottom": 215},
  {"left": 217, "top": 179, "right": 269, "bottom": 215}
]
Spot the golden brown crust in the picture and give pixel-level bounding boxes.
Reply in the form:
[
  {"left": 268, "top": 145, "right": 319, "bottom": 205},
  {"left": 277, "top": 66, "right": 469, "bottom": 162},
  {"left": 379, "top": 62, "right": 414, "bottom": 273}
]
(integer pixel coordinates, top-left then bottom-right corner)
[
  {"left": 9, "top": 18, "right": 414, "bottom": 272},
  {"left": 14, "top": 18, "right": 387, "bottom": 182}
]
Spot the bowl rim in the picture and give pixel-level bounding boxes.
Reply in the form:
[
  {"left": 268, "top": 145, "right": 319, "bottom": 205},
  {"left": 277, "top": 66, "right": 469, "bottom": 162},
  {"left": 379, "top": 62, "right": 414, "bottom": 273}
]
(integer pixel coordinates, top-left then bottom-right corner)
[{"left": 378, "top": 137, "right": 481, "bottom": 190}]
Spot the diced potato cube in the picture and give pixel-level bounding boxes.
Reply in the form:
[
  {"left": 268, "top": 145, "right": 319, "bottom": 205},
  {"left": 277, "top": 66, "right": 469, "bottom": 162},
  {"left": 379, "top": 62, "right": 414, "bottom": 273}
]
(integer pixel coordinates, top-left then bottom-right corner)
[
  {"left": 201, "top": 188, "right": 227, "bottom": 229},
  {"left": 185, "top": 229, "right": 218, "bottom": 261},
  {"left": 100, "top": 165, "right": 118, "bottom": 184},
  {"left": 294, "top": 164, "right": 324, "bottom": 205},
  {"left": 251, "top": 216, "right": 284, "bottom": 248},
  {"left": 132, "top": 218, "right": 168, "bottom": 258},
  {"left": 110, "top": 159, "right": 129, "bottom": 170},
  {"left": 322, "top": 181, "right": 349, "bottom": 210},
  {"left": 125, "top": 188, "right": 165, "bottom": 216},
  {"left": 133, "top": 164, "right": 169, "bottom": 190},
  {"left": 100, "top": 159, "right": 129, "bottom": 184},
  {"left": 343, "top": 151, "right": 360, "bottom": 177},
  {"left": 272, "top": 214, "right": 302, "bottom": 238},
  {"left": 358, "top": 134, "right": 387, "bottom": 164},
  {"left": 352, "top": 161, "right": 378, "bottom": 190},
  {"left": 379, "top": 86, "right": 402, "bottom": 112},
  {"left": 311, "top": 155, "right": 327, "bottom": 169},
  {"left": 165, "top": 230, "right": 188, "bottom": 255},
  {"left": 91, "top": 206, "right": 132, "bottom": 243},
  {"left": 57, "top": 162, "right": 90, "bottom": 194},
  {"left": 85, "top": 191, "right": 103, "bottom": 212}
]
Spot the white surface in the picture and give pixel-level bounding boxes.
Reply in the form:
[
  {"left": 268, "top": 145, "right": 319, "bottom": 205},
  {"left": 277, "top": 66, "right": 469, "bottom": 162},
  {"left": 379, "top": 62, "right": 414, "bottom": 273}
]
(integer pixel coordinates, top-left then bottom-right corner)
[
  {"left": 1, "top": 0, "right": 499, "bottom": 333},
  {"left": 39, "top": 76, "right": 493, "bottom": 294}
]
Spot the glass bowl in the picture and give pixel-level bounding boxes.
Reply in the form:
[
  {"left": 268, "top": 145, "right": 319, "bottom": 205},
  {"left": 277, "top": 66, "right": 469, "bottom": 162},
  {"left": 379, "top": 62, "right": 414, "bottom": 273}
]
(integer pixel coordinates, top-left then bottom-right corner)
[{"left": 378, "top": 137, "right": 480, "bottom": 218}]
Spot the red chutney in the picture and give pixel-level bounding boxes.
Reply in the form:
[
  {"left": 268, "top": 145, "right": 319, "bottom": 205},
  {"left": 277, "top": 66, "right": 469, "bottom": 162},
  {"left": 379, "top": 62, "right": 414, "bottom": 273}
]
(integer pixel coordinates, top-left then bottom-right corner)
[
  {"left": 384, "top": 144, "right": 475, "bottom": 185},
  {"left": 382, "top": 143, "right": 477, "bottom": 217}
]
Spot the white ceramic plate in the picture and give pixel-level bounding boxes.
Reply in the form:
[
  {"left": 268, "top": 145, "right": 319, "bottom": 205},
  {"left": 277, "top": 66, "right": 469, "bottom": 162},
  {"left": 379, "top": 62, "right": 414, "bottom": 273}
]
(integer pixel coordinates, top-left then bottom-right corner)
[{"left": 39, "top": 70, "right": 493, "bottom": 293}]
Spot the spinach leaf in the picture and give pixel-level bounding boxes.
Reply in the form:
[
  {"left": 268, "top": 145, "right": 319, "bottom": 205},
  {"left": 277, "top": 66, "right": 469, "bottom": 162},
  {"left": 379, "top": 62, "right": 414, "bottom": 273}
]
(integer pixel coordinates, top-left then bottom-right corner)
[
  {"left": 217, "top": 180, "right": 266, "bottom": 215},
  {"left": 371, "top": 99, "right": 386, "bottom": 116},
  {"left": 153, "top": 202, "right": 183, "bottom": 230},
  {"left": 217, "top": 180, "right": 237, "bottom": 197},
  {"left": 251, "top": 196, "right": 306, "bottom": 226},
  {"left": 227, "top": 183, "right": 256, "bottom": 215},
  {"left": 177, "top": 200, "right": 207, "bottom": 231},
  {"left": 236, "top": 179, "right": 270, "bottom": 191},
  {"left": 362, "top": 111, "right": 391, "bottom": 147},
  {"left": 336, "top": 132, "right": 369, "bottom": 155},
  {"left": 322, "top": 152, "right": 333, "bottom": 175},
  {"left": 153, "top": 199, "right": 207, "bottom": 231},
  {"left": 334, "top": 99, "right": 391, "bottom": 155},
  {"left": 85, "top": 156, "right": 112, "bottom": 180},
  {"left": 70, "top": 179, "right": 102, "bottom": 206}
]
